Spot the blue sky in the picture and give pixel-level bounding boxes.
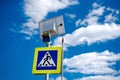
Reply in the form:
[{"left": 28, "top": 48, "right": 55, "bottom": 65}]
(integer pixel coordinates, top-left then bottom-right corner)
[{"left": 1, "top": 0, "right": 120, "bottom": 80}]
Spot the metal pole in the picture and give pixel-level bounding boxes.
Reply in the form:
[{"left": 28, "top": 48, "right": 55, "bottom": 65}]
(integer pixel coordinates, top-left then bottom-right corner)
[
  {"left": 45, "top": 74, "right": 49, "bottom": 80},
  {"left": 45, "top": 42, "right": 50, "bottom": 80},
  {"left": 61, "top": 37, "right": 64, "bottom": 80}
]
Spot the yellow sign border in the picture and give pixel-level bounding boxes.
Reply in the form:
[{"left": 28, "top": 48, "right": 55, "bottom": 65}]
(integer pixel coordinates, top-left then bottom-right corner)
[{"left": 32, "top": 46, "right": 62, "bottom": 74}]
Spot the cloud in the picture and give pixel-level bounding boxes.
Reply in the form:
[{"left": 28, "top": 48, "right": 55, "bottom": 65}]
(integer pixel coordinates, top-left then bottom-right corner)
[
  {"left": 24, "top": 0, "right": 78, "bottom": 21},
  {"left": 76, "top": 2, "right": 119, "bottom": 27},
  {"left": 64, "top": 50, "right": 120, "bottom": 74},
  {"left": 104, "top": 9, "right": 119, "bottom": 23},
  {"left": 56, "top": 76, "right": 67, "bottom": 80},
  {"left": 65, "top": 13, "right": 76, "bottom": 19},
  {"left": 78, "top": 2, "right": 105, "bottom": 26},
  {"left": 104, "top": 13, "right": 118, "bottom": 23},
  {"left": 20, "top": 0, "right": 79, "bottom": 39},
  {"left": 75, "top": 19, "right": 81, "bottom": 27},
  {"left": 54, "top": 23, "right": 120, "bottom": 50},
  {"left": 75, "top": 75, "right": 120, "bottom": 80},
  {"left": 53, "top": 3, "right": 120, "bottom": 50},
  {"left": 65, "top": 13, "right": 76, "bottom": 22}
]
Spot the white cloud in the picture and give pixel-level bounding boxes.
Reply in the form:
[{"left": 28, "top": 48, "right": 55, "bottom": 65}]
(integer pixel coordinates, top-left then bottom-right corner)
[
  {"left": 64, "top": 50, "right": 120, "bottom": 74},
  {"left": 75, "top": 19, "right": 81, "bottom": 27},
  {"left": 65, "top": 13, "right": 76, "bottom": 19},
  {"left": 92, "top": 2, "right": 99, "bottom": 8},
  {"left": 75, "top": 75, "right": 120, "bottom": 80},
  {"left": 54, "top": 23, "right": 120, "bottom": 50},
  {"left": 54, "top": 3, "right": 120, "bottom": 50},
  {"left": 104, "top": 13, "right": 118, "bottom": 23},
  {"left": 107, "top": 7, "right": 119, "bottom": 14},
  {"left": 21, "top": 0, "right": 79, "bottom": 39},
  {"left": 24, "top": 0, "right": 78, "bottom": 22},
  {"left": 65, "top": 13, "right": 77, "bottom": 22},
  {"left": 75, "top": 2, "right": 119, "bottom": 27},
  {"left": 89, "top": 5, "right": 105, "bottom": 16},
  {"left": 104, "top": 8, "right": 119, "bottom": 23},
  {"left": 56, "top": 76, "right": 67, "bottom": 80},
  {"left": 79, "top": 2, "right": 105, "bottom": 26},
  {"left": 116, "top": 10, "right": 119, "bottom": 14}
]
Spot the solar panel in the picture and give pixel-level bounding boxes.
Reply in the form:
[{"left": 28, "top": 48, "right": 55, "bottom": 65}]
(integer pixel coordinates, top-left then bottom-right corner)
[{"left": 39, "top": 15, "right": 65, "bottom": 38}]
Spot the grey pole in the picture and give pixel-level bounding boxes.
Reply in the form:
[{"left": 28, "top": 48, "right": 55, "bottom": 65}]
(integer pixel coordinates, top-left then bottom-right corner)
[
  {"left": 61, "top": 37, "right": 64, "bottom": 80},
  {"left": 46, "top": 74, "right": 49, "bottom": 80},
  {"left": 45, "top": 42, "right": 50, "bottom": 80}
]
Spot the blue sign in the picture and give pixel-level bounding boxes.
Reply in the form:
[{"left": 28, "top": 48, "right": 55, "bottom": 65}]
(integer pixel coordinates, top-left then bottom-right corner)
[{"left": 36, "top": 50, "right": 58, "bottom": 70}]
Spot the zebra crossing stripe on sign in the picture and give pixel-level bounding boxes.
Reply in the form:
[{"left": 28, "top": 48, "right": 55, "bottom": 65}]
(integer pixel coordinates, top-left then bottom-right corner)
[{"left": 37, "top": 51, "right": 56, "bottom": 67}]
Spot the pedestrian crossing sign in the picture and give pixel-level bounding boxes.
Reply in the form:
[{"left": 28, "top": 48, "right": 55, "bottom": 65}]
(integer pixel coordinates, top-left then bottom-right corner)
[{"left": 32, "top": 46, "right": 62, "bottom": 74}]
